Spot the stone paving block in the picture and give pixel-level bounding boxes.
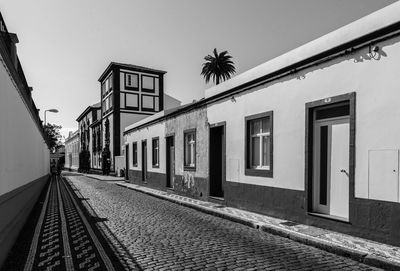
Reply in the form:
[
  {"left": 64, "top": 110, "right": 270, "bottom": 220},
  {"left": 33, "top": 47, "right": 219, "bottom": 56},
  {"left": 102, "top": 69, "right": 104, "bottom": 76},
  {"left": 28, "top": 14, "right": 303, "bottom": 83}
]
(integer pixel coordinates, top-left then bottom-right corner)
[{"left": 63, "top": 175, "right": 384, "bottom": 271}]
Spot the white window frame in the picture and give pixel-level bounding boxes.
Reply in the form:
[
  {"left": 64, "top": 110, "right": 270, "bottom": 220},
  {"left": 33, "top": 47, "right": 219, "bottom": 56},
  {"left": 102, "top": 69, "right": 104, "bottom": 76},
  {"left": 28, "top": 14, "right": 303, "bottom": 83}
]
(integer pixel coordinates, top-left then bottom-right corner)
[
  {"left": 184, "top": 130, "right": 196, "bottom": 169},
  {"left": 245, "top": 111, "right": 273, "bottom": 178},
  {"left": 249, "top": 119, "right": 270, "bottom": 170}
]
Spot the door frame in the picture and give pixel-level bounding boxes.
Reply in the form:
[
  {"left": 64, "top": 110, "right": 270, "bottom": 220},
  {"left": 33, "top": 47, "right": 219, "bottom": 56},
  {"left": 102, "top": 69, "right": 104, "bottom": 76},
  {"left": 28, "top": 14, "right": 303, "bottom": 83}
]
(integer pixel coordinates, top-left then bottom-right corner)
[
  {"left": 125, "top": 144, "right": 129, "bottom": 180},
  {"left": 312, "top": 116, "right": 350, "bottom": 216},
  {"left": 141, "top": 139, "right": 147, "bottom": 183},
  {"left": 305, "top": 92, "right": 355, "bottom": 221},
  {"left": 165, "top": 134, "right": 175, "bottom": 189},
  {"left": 208, "top": 121, "right": 226, "bottom": 199}
]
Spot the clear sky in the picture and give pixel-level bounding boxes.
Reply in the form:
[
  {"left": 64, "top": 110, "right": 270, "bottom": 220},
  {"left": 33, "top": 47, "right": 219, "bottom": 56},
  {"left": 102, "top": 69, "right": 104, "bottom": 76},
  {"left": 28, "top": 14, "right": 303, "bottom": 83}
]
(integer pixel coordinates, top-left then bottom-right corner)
[{"left": 0, "top": 0, "right": 397, "bottom": 138}]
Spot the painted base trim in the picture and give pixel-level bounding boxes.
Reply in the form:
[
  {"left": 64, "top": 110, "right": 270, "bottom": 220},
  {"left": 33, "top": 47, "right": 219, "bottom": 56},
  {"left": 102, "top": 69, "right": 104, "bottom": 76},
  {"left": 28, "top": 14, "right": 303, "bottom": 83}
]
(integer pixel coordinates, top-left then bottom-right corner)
[{"left": 127, "top": 169, "right": 400, "bottom": 246}]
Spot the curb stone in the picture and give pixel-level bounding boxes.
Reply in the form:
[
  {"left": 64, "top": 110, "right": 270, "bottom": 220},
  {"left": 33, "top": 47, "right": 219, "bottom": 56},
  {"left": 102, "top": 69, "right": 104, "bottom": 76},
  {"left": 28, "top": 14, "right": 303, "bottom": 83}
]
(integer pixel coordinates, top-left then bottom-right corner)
[{"left": 115, "top": 182, "right": 400, "bottom": 271}]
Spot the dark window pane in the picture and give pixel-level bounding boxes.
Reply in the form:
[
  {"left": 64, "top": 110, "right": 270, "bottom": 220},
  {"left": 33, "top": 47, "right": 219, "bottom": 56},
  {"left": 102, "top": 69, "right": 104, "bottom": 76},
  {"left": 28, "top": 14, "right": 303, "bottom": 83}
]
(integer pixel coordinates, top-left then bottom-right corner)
[
  {"left": 316, "top": 104, "right": 349, "bottom": 120},
  {"left": 319, "top": 125, "right": 328, "bottom": 205}
]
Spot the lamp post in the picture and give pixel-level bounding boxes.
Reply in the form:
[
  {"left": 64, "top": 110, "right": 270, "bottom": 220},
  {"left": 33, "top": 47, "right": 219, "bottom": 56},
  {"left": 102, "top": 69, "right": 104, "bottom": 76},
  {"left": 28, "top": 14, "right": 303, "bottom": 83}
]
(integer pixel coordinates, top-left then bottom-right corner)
[{"left": 44, "top": 109, "right": 59, "bottom": 125}]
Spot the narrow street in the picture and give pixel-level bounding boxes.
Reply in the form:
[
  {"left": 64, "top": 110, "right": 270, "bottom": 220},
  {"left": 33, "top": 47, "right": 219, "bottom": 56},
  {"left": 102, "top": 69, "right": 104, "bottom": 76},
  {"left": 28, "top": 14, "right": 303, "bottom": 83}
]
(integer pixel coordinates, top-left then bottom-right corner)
[
  {"left": 2, "top": 176, "right": 127, "bottom": 271},
  {"left": 18, "top": 174, "right": 378, "bottom": 271}
]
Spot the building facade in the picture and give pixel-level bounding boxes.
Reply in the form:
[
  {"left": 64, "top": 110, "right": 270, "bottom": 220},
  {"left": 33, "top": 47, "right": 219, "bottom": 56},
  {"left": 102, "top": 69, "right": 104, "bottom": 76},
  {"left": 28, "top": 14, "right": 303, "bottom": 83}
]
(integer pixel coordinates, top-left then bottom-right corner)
[
  {"left": 76, "top": 102, "right": 101, "bottom": 171},
  {"left": 65, "top": 130, "right": 80, "bottom": 171},
  {"left": 124, "top": 3, "right": 400, "bottom": 246},
  {"left": 98, "top": 62, "right": 181, "bottom": 171},
  {"left": 0, "top": 12, "right": 50, "bottom": 268}
]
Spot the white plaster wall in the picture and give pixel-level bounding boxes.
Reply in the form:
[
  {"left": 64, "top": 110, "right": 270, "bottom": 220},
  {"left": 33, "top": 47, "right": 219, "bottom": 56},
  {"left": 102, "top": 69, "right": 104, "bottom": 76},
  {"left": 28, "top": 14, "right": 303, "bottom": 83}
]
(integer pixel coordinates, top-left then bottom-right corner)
[
  {"left": 207, "top": 35, "right": 400, "bottom": 200},
  {"left": 120, "top": 113, "right": 149, "bottom": 155},
  {"left": 0, "top": 58, "right": 50, "bottom": 196},
  {"left": 125, "top": 121, "right": 166, "bottom": 174},
  {"left": 65, "top": 134, "right": 79, "bottom": 170}
]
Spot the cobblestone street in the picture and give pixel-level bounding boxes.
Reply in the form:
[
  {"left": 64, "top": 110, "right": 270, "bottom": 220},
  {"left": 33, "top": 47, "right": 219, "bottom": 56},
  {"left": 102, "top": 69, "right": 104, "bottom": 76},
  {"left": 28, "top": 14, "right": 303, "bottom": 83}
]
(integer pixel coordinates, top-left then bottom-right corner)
[
  {"left": 64, "top": 175, "right": 382, "bottom": 271},
  {"left": 2, "top": 176, "right": 126, "bottom": 271}
]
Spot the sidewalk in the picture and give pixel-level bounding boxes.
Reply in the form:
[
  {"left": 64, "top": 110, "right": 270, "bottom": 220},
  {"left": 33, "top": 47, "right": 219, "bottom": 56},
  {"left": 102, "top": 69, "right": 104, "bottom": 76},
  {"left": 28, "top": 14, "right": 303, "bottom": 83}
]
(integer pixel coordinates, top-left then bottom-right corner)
[
  {"left": 115, "top": 180, "right": 400, "bottom": 271},
  {"left": 63, "top": 171, "right": 124, "bottom": 182}
]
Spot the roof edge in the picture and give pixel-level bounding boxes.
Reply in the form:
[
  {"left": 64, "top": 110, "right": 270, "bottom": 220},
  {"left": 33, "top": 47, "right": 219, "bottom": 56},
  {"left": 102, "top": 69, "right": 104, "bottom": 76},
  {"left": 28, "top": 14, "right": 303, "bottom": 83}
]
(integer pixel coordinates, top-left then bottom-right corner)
[
  {"left": 205, "top": 1, "right": 400, "bottom": 99},
  {"left": 98, "top": 62, "right": 167, "bottom": 82}
]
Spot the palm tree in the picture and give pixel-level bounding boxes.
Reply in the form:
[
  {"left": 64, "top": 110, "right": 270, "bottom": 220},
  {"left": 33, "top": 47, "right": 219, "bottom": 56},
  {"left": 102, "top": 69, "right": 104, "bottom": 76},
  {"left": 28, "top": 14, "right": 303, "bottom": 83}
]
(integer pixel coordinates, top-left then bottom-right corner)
[{"left": 201, "top": 48, "right": 236, "bottom": 85}]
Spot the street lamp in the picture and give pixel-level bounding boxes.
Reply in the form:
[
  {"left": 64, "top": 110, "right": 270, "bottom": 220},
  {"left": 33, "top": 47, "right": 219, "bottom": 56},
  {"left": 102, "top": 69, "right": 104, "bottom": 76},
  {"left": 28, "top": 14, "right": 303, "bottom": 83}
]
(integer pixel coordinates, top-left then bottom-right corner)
[{"left": 44, "top": 109, "right": 59, "bottom": 125}]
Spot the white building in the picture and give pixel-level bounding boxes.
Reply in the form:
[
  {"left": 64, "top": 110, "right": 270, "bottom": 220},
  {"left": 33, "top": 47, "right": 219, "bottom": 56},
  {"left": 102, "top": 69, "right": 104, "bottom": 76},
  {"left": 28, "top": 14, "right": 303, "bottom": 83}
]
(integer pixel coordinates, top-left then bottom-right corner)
[
  {"left": 124, "top": 2, "right": 400, "bottom": 246},
  {"left": 0, "top": 12, "right": 50, "bottom": 267},
  {"left": 65, "top": 130, "right": 80, "bottom": 171}
]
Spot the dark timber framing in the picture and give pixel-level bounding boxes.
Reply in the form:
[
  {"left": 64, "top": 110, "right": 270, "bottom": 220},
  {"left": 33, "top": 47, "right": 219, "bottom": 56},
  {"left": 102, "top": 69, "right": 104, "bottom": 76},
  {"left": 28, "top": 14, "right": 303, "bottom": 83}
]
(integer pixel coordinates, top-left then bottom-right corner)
[
  {"left": 124, "top": 72, "right": 139, "bottom": 91},
  {"left": 244, "top": 111, "right": 274, "bottom": 178},
  {"left": 113, "top": 66, "right": 121, "bottom": 160},
  {"left": 124, "top": 92, "right": 140, "bottom": 111},
  {"left": 305, "top": 92, "right": 356, "bottom": 223},
  {"left": 141, "top": 94, "right": 157, "bottom": 112},
  {"left": 141, "top": 74, "right": 158, "bottom": 93}
]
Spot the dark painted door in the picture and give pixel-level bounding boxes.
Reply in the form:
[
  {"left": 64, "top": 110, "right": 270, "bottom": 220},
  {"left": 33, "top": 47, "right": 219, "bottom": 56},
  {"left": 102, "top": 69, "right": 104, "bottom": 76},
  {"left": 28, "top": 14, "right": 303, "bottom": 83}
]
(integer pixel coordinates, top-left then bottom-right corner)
[
  {"left": 125, "top": 144, "right": 129, "bottom": 180},
  {"left": 209, "top": 125, "right": 225, "bottom": 198},
  {"left": 166, "top": 136, "right": 175, "bottom": 188},
  {"left": 142, "top": 141, "right": 147, "bottom": 182}
]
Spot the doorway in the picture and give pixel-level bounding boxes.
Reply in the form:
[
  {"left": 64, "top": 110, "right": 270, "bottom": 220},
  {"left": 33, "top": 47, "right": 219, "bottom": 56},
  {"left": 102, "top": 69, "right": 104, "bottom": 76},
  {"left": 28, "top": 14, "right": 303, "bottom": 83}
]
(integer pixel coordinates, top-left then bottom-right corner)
[
  {"left": 312, "top": 103, "right": 350, "bottom": 220},
  {"left": 209, "top": 123, "right": 225, "bottom": 198},
  {"left": 166, "top": 136, "right": 175, "bottom": 188},
  {"left": 125, "top": 144, "right": 129, "bottom": 180},
  {"left": 142, "top": 140, "right": 147, "bottom": 182}
]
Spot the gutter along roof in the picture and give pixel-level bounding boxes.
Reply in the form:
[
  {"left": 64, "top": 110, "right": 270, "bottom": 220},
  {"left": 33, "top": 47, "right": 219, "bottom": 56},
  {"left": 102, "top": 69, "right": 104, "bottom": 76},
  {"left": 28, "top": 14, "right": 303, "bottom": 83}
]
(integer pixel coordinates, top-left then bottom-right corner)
[{"left": 124, "top": 1, "right": 400, "bottom": 135}]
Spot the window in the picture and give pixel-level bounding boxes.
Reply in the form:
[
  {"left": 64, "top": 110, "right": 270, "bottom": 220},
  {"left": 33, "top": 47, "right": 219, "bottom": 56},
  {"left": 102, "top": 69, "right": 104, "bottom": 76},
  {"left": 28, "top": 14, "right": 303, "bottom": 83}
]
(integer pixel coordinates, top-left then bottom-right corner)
[
  {"left": 105, "top": 98, "right": 109, "bottom": 111},
  {"left": 109, "top": 95, "right": 113, "bottom": 109},
  {"left": 141, "top": 75, "right": 159, "bottom": 93},
  {"left": 245, "top": 111, "right": 273, "bottom": 177},
  {"left": 142, "top": 95, "right": 155, "bottom": 111},
  {"left": 125, "top": 73, "right": 139, "bottom": 90},
  {"left": 132, "top": 142, "right": 138, "bottom": 166},
  {"left": 184, "top": 129, "right": 196, "bottom": 170},
  {"left": 126, "top": 93, "right": 139, "bottom": 109},
  {"left": 103, "top": 73, "right": 112, "bottom": 95},
  {"left": 105, "top": 78, "right": 109, "bottom": 91},
  {"left": 101, "top": 82, "right": 106, "bottom": 97},
  {"left": 152, "top": 137, "right": 159, "bottom": 167},
  {"left": 108, "top": 74, "right": 113, "bottom": 91}
]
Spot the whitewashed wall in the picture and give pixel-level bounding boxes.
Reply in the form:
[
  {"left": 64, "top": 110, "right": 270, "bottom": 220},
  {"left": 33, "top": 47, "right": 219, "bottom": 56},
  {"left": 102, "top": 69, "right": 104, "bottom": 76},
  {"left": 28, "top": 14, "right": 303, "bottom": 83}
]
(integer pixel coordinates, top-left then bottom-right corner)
[
  {"left": 125, "top": 121, "right": 166, "bottom": 174},
  {"left": 0, "top": 56, "right": 50, "bottom": 196},
  {"left": 207, "top": 35, "right": 400, "bottom": 202},
  {"left": 120, "top": 113, "right": 149, "bottom": 154}
]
